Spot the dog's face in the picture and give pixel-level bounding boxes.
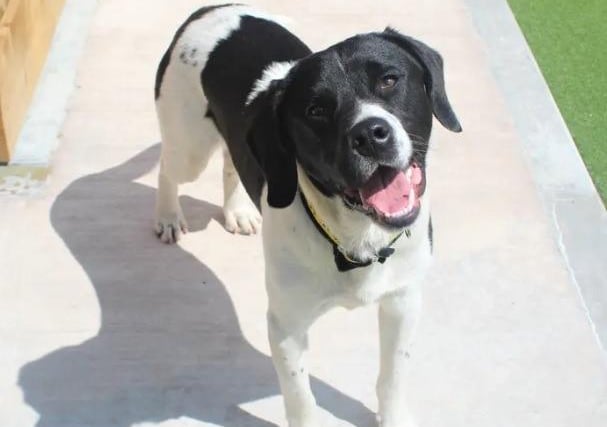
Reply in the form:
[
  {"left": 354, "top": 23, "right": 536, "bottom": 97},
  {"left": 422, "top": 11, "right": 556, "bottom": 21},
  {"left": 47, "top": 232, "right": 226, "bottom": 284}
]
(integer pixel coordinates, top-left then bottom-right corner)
[{"left": 248, "top": 29, "right": 461, "bottom": 228}]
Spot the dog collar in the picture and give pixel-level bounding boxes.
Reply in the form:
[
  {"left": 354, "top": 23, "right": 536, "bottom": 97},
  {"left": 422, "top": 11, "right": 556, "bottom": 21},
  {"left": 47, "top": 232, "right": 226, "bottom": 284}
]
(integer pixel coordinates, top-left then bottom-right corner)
[{"left": 299, "top": 189, "right": 408, "bottom": 272}]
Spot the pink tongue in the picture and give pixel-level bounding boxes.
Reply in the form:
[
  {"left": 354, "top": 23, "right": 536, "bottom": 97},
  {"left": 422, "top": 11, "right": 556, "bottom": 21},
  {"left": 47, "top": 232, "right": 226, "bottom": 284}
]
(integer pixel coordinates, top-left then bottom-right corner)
[{"left": 359, "top": 168, "right": 416, "bottom": 215}]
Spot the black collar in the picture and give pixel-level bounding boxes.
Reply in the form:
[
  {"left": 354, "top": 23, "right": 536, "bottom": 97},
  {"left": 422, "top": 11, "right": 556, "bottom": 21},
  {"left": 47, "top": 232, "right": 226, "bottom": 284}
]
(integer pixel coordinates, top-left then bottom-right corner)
[{"left": 299, "top": 190, "right": 408, "bottom": 272}]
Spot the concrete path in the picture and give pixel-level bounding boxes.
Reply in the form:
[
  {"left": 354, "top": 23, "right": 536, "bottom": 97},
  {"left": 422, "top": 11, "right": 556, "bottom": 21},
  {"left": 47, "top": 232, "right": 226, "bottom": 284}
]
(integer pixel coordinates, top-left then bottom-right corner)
[{"left": 1, "top": 1, "right": 606, "bottom": 427}]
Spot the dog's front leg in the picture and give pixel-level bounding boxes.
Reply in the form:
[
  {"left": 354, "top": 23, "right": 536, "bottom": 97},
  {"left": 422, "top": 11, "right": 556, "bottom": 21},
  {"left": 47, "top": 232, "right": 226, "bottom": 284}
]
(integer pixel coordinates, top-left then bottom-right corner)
[
  {"left": 376, "top": 289, "right": 422, "bottom": 427},
  {"left": 268, "top": 309, "right": 318, "bottom": 427}
]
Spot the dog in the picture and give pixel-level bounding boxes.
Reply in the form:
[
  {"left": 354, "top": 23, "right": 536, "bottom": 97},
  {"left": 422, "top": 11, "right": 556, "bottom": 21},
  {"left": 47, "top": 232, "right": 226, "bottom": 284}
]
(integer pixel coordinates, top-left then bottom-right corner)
[{"left": 154, "top": 4, "right": 461, "bottom": 427}]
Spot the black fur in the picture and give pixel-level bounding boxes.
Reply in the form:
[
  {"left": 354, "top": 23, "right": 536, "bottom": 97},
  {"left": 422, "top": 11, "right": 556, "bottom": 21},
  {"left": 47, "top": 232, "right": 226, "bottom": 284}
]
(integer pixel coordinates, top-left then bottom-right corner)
[
  {"left": 246, "top": 80, "right": 298, "bottom": 208},
  {"left": 201, "top": 16, "right": 311, "bottom": 208},
  {"left": 382, "top": 28, "right": 462, "bottom": 133},
  {"left": 279, "top": 31, "right": 436, "bottom": 197}
]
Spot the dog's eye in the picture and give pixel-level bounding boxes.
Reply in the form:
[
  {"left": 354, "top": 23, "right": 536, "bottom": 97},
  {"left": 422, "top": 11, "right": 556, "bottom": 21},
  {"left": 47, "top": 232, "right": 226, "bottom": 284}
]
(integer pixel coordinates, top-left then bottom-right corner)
[
  {"left": 379, "top": 75, "right": 399, "bottom": 90},
  {"left": 306, "top": 104, "right": 326, "bottom": 118}
]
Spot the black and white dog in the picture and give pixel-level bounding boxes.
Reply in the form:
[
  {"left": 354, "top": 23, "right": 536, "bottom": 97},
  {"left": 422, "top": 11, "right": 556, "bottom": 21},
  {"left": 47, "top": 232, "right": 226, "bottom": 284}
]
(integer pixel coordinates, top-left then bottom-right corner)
[{"left": 154, "top": 4, "right": 461, "bottom": 427}]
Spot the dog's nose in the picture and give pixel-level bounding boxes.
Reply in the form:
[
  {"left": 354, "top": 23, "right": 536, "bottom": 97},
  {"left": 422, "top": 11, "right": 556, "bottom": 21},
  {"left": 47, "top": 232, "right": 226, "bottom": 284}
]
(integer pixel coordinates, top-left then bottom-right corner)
[{"left": 348, "top": 117, "right": 392, "bottom": 157}]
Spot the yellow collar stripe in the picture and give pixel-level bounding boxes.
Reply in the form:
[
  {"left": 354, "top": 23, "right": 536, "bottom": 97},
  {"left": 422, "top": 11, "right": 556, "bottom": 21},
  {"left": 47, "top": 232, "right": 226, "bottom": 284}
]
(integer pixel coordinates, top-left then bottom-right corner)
[{"left": 302, "top": 191, "right": 407, "bottom": 262}]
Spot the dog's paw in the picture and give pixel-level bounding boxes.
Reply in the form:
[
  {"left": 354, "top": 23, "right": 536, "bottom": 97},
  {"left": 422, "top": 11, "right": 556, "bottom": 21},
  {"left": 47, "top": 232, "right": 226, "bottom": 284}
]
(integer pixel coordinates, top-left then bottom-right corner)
[
  {"left": 223, "top": 202, "right": 261, "bottom": 235},
  {"left": 155, "top": 213, "right": 188, "bottom": 244}
]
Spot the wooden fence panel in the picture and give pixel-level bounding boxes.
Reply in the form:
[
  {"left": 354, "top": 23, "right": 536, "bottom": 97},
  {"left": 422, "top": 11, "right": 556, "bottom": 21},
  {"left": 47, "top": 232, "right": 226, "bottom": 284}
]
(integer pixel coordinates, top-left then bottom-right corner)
[{"left": 0, "top": 0, "right": 66, "bottom": 163}]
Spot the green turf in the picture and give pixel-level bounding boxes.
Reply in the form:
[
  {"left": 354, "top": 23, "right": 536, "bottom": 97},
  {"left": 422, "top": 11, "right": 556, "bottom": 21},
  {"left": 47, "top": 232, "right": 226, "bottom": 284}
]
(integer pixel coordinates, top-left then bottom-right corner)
[{"left": 507, "top": 0, "right": 607, "bottom": 202}]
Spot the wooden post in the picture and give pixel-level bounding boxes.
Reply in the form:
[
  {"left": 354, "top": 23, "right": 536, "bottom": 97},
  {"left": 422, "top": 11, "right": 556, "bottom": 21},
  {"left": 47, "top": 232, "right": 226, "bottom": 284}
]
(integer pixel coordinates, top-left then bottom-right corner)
[{"left": 0, "top": 0, "right": 67, "bottom": 164}]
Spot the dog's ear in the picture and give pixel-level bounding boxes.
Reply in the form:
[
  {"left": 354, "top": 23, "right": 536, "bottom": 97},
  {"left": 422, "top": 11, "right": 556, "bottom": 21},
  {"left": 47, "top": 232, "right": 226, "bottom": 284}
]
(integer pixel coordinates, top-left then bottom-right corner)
[
  {"left": 382, "top": 27, "right": 462, "bottom": 133},
  {"left": 246, "top": 80, "right": 297, "bottom": 208}
]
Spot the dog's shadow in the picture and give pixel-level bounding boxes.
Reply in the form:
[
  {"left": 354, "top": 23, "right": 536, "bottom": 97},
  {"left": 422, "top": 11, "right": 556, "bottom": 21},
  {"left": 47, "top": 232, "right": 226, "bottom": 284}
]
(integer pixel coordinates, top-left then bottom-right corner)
[{"left": 18, "top": 145, "right": 375, "bottom": 427}]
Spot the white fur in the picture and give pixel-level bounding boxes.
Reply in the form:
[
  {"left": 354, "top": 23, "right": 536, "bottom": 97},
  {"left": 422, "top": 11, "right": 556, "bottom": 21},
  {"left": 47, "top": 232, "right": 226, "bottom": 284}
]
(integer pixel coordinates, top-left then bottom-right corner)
[
  {"left": 155, "top": 6, "right": 433, "bottom": 426},
  {"left": 246, "top": 61, "right": 297, "bottom": 105},
  {"left": 262, "top": 180, "right": 432, "bottom": 427}
]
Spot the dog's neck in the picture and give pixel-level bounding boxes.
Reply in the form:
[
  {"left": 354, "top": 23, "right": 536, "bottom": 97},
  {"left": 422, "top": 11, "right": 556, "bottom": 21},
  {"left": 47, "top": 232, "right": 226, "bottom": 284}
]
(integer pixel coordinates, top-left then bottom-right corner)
[{"left": 297, "top": 165, "right": 405, "bottom": 263}]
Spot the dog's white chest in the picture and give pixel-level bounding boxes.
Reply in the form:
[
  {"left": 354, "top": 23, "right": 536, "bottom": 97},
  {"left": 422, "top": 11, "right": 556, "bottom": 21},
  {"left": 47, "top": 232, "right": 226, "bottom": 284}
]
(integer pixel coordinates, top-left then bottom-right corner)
[
  {"left": 262, "top": 195, "right": 433, "bottom": 311},
  {"left": 325, "top": 243, "right": 432, "bottom": 308}
]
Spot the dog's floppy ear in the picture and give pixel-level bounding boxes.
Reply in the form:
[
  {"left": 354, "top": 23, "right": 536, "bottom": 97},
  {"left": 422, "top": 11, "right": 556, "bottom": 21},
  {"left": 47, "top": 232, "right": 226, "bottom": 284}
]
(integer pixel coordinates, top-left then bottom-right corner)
[
  {"left": 246, "top": 80, "right": 297, "bottom": 208},
  {"left": 382, "top": 27, "right": 462, "bottom": 132}
]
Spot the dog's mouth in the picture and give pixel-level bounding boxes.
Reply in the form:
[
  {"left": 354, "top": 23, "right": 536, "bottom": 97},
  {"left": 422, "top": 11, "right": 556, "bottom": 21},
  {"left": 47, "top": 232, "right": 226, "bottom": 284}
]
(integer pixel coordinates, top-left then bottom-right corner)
[{"left": 343, "top": 163, "right": 425, "bottom": 228}]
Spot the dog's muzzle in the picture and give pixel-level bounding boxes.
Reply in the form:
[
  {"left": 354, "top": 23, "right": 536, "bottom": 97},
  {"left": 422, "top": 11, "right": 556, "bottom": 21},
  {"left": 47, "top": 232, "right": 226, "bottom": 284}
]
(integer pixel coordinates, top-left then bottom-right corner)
[{"left": 348, "top": 117, "right": 393, "bottom": 158}]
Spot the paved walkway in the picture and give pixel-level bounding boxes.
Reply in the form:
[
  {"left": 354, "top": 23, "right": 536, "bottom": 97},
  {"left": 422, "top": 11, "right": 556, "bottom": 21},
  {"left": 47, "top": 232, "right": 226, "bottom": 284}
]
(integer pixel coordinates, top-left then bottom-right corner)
[{"left": 1, "top": 1, "right": 606, "bottom": 426}]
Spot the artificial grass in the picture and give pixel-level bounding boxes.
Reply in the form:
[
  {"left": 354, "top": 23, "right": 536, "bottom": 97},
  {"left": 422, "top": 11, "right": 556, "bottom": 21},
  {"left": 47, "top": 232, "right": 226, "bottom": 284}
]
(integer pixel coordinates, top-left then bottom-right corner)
[{"left": 508, "top": 0, "right": 607, "bottom": 202}]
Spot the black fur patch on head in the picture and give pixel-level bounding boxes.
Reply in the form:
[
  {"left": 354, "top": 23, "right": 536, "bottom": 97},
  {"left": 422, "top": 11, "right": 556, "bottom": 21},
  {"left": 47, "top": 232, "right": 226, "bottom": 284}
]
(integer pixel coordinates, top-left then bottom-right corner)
[
  {"left": 277, "top": 30, "right": 461, "bottom": 201},
  {"left": 381, "top": 28, "right": 462, "bottom": 133}
]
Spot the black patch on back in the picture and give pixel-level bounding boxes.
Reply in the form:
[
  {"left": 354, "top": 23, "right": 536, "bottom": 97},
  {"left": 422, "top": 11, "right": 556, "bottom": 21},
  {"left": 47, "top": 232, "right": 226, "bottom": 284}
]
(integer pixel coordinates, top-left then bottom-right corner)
[
  {"left": 154, "top": 3, "right": 237, "bottom": 99},
  {"left": 201, "top": 16, "right": 311, "bottom": 207}
]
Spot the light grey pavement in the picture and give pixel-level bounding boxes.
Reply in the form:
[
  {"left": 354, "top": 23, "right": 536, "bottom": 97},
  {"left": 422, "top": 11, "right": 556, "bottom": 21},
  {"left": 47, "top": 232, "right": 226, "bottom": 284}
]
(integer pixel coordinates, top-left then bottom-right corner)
[
  {"left": 465, "top": 0, "right": 607, "bottom": 354},
  {"left": 1, "top": 1, "right": 606, "bottom": 427}
]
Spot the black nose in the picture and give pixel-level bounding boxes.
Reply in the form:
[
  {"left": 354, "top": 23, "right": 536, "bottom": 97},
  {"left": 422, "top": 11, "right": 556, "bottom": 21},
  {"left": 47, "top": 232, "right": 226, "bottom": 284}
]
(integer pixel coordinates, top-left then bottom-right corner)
[{"left": 348, "top": 117, "right": 392, "bottom": 157}]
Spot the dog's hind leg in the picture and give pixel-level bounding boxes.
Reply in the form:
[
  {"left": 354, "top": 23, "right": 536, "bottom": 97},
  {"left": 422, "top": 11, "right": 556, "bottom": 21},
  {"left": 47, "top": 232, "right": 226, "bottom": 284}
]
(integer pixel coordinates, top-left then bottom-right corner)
[
  {"left": 222, "top": 147, "right": 261, "bottom": 235},
  {"left": 155, "top": 81, "right": 221, "bottom": 243}
]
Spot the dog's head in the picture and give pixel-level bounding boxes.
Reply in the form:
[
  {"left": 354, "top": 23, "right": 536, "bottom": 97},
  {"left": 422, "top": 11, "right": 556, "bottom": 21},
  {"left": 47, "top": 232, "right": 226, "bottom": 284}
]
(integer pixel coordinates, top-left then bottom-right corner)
[{"left": 247, "top": 28, "right": 461, "bottom": 228}]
